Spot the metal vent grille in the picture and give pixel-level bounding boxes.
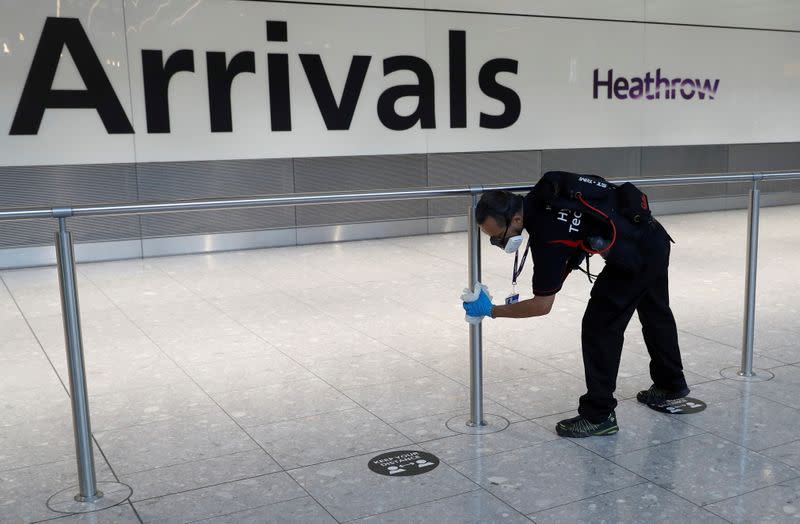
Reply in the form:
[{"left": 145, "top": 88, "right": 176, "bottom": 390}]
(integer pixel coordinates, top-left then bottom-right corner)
[
  {"left": 294, "top": 154, "right": 427, "bottom": 226},
  {"left": 0, "top": 163, "right": 140, "bottom": 247},
  {"left": 136, "top": 158, "right": 295, "bottom": 237},
  {"left": 427, "top": 151, "right": 541, "bottom": 217}
]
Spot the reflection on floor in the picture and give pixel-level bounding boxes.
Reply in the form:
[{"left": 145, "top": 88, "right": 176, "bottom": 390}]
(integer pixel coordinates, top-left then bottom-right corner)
[{"left": 1, "top": 206, "right": 798, "bottom": 523}]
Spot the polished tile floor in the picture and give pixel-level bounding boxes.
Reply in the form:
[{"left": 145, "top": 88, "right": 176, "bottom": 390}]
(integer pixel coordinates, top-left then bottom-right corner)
[{"left": 1, "top": 206, "right": 799, "bottom": 523}]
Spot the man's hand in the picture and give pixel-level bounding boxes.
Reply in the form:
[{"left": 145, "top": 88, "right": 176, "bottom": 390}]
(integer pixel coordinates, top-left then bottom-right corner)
[{"left": 463, "top": 288, "right": 494, "bottom": 318}]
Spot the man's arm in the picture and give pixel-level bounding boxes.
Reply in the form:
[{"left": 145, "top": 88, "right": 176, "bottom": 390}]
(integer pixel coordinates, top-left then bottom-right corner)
[{"left": 491, "top": 294, "right": 555, "bottom": 319}]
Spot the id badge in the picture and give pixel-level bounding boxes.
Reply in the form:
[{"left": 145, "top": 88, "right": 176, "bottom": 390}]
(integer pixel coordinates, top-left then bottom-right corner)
[{"left": 505, "top": 293, "right": 520, "bottom": 305}]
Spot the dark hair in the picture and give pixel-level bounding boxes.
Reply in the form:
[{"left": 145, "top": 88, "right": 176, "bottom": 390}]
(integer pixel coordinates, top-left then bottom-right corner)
[{"left": 475, "top": 190, "right": 523, "bottom": 227}]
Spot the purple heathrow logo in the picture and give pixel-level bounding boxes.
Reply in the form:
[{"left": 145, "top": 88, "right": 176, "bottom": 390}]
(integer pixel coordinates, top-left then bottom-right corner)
[{"left": 593, "top": 68, "right": 720, "bottom": 100}]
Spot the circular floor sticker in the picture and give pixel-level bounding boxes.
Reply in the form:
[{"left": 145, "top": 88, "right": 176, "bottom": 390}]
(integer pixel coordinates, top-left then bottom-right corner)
[
  {"left": 368, "top": 450, "right": 440, "bottom": 477},
  {"left": 648, "top": 397, "right": 707, "bottom": 414}
]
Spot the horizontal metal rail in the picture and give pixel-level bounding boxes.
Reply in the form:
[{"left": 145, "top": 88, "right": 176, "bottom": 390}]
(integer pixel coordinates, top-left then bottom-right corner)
[{"left": 0, "top": 171, "right": 797, "bottom": 222}]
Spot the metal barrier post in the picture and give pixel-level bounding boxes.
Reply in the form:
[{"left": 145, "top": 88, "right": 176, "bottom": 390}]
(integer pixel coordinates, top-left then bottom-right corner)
[
  {"left": 467, "top": 190, "right": 486, "bottom": 427},
  {"left": 739, "top": 176, "right": 761, "bottom": 377},
  {"left": 55, "top": 217, "right": 101, "bottom": 503}
]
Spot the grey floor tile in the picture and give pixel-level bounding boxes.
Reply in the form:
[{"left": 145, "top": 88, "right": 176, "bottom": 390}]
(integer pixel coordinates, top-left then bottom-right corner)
[
  {"left": 532, "top": 400, "right": 705, "bottom": 458},
  {"left": 132, "top": 472, "right": 306, "bottom": 524},
  {"left": 451, "top": 440, "right": 641, "bottom": 514},
  {"left": 95, "top": 410, "right": 258, "bottom": 474},
  {"left": 0, "top": 416, "right": 80, "bottom": 472},
  {"left": 342, "top": 375, "right": 473, "bottom": 424},
  {"left": 354, "top": 490, "right": 530, "bottom": 523},
  {"left": 675, "top": 331, "right": 784, "bottom": 379},
  {"left": 484, "top": 322, "right": 584, "bottom": 360},
  {"left": 372, "top": 326, "right": 476, "bottom": 362},
  {"left": 727, "top": 364, "right": 800, "bottom": 408},
  {"left": 483, "top": 371, "right": 586, "bottom": 419},
  {"left": 611, "top": 433, "right": 798, "bottom": 505},
  {"left": 190, "top": 496, "right": 336, "bottom": 523},
  {"left": 689, "top": 321, "right": 800, "bottom": 352},
  {"left": 94, "top": 274, "right": 199, "bottom": 310},
  {"left": 248, "top": 407, "right": 412, "bottom": 469},
  {"left": 88, "top": 380, "right": 220, "bottom": 432},
  {"left": 705, "top": 477, "right": 800, "bottom": 523},
  {"left": 42, "top": 503, "right": 141, "bottom": 523},
  {"left": 8, "top": 283, "right": 117, "bottom": 318},
  {"left": 420, "top": 421, "right": 558, "bottom": 464},
  {"left": 58, "top": 351, "right": 189, "bottom": 397},
  {"left": 289, "top": 449, "right": 478, "bottom": 522},
  {"left": 122, "top": 449, "right": 283, "bottom": 502},
  {"left": 211, "top": 377, "right": 357, "bottom": 428},
  {"left": 541, "top": 347, "right": 652, "bottom": 382},
  {"left": 0, "top": 313, "right": 32, "bottom": 343},
  {"left": 759, "top": 345, "right": 800, "bottom": 365},
  {"left": 0, "top": 381, "right": 70, "bottom": 429},
  {"left": 677, "top": 394, "right": 800, "bottom": 451},
  {"left": 0, "top": 355, "right": 62, "bottom": 395},
  {"left": 423, "top": 344, "right": 558, "bottom": 386},
  {"left": 531, "top": 482, "right": 727, "bottom": 524},
  {"left": 272, "top": 331, "right": 394, "bottom": 367},
  {"left": 762, "top": 440, "right": 800, "bottom": 470},
  {"left": 182, "top": 350, "right": 315, "bottom": 394},
  {"left": 305, "top": 351, "right": 437, "bottom": 389},
  {"left": 0, "top": 456, "right": 116, "bottom": 523}
]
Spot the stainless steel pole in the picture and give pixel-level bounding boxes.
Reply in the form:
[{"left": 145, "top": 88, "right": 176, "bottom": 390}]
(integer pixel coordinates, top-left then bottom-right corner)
[
  {"left": 739, "top": 177, "right": 761, "bottom": 377},
  {"left": 55, "top": 218, "right": 102, "bottom": 502},
  {"left": 467, "top": 190, "right": 486, "bottom": 427}
]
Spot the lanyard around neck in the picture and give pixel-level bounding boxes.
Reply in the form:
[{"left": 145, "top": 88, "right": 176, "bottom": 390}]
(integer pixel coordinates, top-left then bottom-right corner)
[{"left": 512, "top": 238, "right": 532, "bottom": 286}]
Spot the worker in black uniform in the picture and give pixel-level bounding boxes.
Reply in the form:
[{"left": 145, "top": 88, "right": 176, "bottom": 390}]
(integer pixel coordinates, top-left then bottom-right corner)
[{"left": 462, "top": 171, "right": 689, "bottom": 437}]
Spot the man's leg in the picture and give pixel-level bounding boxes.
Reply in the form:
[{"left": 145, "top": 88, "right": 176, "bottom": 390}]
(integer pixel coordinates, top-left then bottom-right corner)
[
  {"left": 577, "top": 265, "right": 641, "bottom": 423},
  {"left": 636, "top": 268, "right": 689, "bottom": 394}
]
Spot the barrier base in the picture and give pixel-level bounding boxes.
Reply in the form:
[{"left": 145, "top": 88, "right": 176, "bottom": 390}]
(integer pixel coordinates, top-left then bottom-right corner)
[
  {"left": 47, "top": 481, "right": 132, "bottom": 514},
  {"left": 720, "top": 367, "right": 775, "bottom": 382},
  {"left": 446, "top": 414, "right": 510, "bottom": 435}
]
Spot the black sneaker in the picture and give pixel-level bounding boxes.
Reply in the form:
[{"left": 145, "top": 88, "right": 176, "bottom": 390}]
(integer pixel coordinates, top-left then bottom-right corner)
[
  {"left": 636, "top": 385, "right": 690, "bottom": 405},
  {"left": 555, "top": 412, "right": 619, "bottom": 438}
]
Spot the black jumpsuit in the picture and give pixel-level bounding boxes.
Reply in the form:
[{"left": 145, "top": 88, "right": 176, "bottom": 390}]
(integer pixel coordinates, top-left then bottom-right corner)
[{"left": 522, "top": 187, "right": 689, "bottom": 423}]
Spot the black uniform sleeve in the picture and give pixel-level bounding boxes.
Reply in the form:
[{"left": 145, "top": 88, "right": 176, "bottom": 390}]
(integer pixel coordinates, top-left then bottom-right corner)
[{"left": 531, "top": 243, "right": 578, "bottom": 296}]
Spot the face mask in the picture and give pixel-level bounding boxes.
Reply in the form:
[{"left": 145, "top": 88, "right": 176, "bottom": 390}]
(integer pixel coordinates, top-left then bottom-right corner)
[
  {"left": 503, "top": 234, "right": 524, "bottom": 254},
  {"left": 490, "top": 220, "right": 524, "bottom": 254}
]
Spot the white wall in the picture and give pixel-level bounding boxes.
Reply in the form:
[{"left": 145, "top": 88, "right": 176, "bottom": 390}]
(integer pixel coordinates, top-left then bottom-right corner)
[{"left": 1, "top": 0, "right": 799, "bottom": 167}]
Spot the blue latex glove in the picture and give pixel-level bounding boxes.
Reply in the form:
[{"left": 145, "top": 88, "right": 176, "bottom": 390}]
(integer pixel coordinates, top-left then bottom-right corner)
[{"left": 462, "top": 289, "right": 494, "bottom": 318}]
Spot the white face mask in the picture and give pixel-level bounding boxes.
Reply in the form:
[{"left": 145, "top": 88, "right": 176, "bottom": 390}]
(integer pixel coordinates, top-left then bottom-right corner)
[{"left": 503, "top": 234, "right": 524, "bottom": 254}]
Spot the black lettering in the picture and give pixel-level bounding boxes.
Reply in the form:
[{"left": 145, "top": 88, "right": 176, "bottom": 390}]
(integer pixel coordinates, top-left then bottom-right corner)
[
  {"left": 299, "top": 55, "right": 371, "bottom": 130},
  {"left": 378, "top": 56, "right": 435, "bottom": 131},
  {"left": 206, "top": 51, "right": 256, "bottom": 132},
  {"left": 10, "top": 17, "right": 133, "bottom": 135},
  {"left": 267, "top": 54, "right": 291, "bottom": 131},
  {"left": 478, "top": 58, "right": 520, "bottom": 129},
  {"left": 593, "top": 68, "right": 612, "bottom": 99},
  {"left": 449, "top": 30, "right": 466, "bottom": 128},
  {"left": 266, "top": 20, "right": 291, "bottom": 131},
  {"left": 142, "top": 49, "right": 195, "bottom": 133}
]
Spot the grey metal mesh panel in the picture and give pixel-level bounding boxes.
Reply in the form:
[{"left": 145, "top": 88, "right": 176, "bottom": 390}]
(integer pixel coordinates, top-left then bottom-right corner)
[
  {"left": 136, "top": 159, "right": 295, "bottom": 237},
  {"left": 728, "top": 143, "right": 800, "bottom": 196},
  {"left": 0, "top": 163, "right": 140, "bottom": 247},
  {"left": 294, "top": 155, "right": 427, "bottom": 226},
  {"left": 427, "top": 151, "right": 541, "bottom": 217},
  {"left": 542, "top": 147, "right": 640, "bottom": 180},
  {"left": 641, "top": 145, "right": 729, "bottom": 201}
]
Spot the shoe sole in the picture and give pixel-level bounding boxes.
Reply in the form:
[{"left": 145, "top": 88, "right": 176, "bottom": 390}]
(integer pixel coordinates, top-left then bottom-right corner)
[
  {"left": 555, "top": 425, "right": 619, "bottom": 438},
  {"left": 636, "top": 389, "right": 690, "bottom": 404}
]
